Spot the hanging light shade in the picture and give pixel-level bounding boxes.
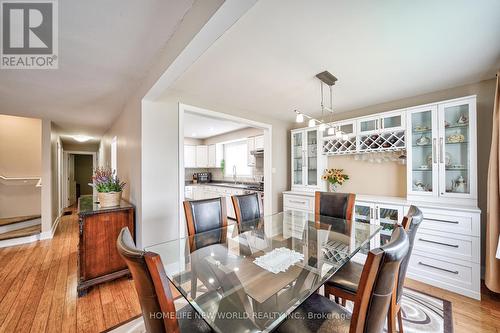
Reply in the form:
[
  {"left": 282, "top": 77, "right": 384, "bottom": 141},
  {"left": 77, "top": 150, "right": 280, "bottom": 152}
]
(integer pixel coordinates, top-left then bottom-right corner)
[
  {"left": 295, "top": 113, "right": 304, "bottom": 123},
  {"left": 318, "top": 123, "right": 326, "bottom": 131},
  {"left": 327, "top": 127, "right": 335, "bottom": 135},
  {"left": 308, "top": 119, "right": 316, "bottom": 127}
]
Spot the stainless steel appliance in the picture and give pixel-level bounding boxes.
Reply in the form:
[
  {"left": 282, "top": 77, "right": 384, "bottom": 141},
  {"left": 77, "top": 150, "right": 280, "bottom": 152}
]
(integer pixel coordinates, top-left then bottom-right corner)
[{"left": 195, "top": 172, "right": 212, "bottom": 183}]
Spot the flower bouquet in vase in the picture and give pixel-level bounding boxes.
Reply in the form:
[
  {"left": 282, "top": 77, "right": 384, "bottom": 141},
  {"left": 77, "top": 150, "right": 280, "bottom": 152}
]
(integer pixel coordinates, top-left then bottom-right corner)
[
  {"left": 92, "top": 167, "right": 126, "bottom": 207},
  {"left": 321, "top": 168, "right": 349, "bottom": 192}
]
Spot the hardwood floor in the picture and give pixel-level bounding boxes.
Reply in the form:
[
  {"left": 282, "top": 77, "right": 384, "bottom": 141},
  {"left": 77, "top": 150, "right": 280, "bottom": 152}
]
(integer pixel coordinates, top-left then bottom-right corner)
[{"left": 0, "top": 209, "right": 499, "bottom": 332}]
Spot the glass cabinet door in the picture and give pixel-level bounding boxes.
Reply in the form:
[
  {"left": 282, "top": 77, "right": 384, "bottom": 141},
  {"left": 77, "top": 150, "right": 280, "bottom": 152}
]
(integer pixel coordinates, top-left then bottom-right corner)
[
  {"left": 292, "top": 132, "right": 304, "bottom": 186},
  {"left": 354, "top": 202, "right": 374, "bottom": 255},
  {"left": 306, "top": 129, "right": 318, "bottom": 186},
  {"left": 358, "top": 117, "right": 379, "bottom": 134},
  {"left": 377, "top": 205, "right": 403, "bottom": 247},
  {"left": 439, "top": 100, "right": 473, "bottom": 197},
  {"left": 381, "top": 112, "right": 404, "bottom": 131},
  {"left": 408, "top": 106, "right": 438, "bottom": 196}
]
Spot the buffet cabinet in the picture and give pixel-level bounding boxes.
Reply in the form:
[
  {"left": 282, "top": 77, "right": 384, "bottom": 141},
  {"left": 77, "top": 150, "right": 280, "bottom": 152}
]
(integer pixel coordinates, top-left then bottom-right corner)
[
  {"left": 77, "top": 195, "right": 135, "bottom": 296},
  {"left": 282, "top": 192, "right": 481, "bottom": 299}
]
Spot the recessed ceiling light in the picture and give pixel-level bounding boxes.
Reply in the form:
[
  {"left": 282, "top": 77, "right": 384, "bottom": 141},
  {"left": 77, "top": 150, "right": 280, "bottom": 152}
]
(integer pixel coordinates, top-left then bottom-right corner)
[
  {"left": 73, "top": 135, "right": 92, "bottom": 143},
  {"left": 192, "top": 133, "right": 197, "bottom": 137}
]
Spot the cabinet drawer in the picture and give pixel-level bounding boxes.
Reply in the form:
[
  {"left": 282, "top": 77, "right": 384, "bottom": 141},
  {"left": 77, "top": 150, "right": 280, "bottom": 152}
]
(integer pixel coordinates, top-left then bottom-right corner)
[
  {"left": 417, "top": 207, "right": 477, "bottom": 236},
  {"left": 414, "top": 229, "right": 479, "bottom": 263},
  {"left": 408, "top": 252, "right": 477, "bottom": 294},
  {"left": 283, "top": 194, "right": 314, "bottom": 212}
]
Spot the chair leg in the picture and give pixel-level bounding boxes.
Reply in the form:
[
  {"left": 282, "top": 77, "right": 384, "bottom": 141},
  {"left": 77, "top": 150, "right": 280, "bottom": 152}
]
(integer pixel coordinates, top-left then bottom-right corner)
[
  {"left": 397, "top": 308, "right": 404, "bottom": 333},
  {"left": 324, "top": 288, "right": 330, "bottom": 299},
  {"left": 341, "top": 298, "right": 346, "bottom": 306},
  {"left": 334, "top": 296, "right": 339, "bottom": 304},
  {"left": 387, "top": 302, "right": 396, "bottom": 333}
]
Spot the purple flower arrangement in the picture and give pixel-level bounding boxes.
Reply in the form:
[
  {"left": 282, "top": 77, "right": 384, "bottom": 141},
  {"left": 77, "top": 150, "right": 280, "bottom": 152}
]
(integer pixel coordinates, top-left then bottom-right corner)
[{"left": 92, "top": 167, "right": 126, "bottom": 193}]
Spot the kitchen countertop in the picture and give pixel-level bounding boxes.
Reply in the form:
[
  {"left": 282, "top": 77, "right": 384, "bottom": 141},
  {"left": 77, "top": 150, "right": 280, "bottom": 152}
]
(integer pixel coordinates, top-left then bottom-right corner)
[{"left": 186, "top": 181, "right": 263, "bottom": 192}]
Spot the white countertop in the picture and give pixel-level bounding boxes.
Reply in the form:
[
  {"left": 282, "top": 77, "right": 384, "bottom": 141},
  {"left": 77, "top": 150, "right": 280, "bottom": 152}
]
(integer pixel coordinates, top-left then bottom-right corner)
[{"left": 282, "top": 190, "right": 481, "bottom": 213}]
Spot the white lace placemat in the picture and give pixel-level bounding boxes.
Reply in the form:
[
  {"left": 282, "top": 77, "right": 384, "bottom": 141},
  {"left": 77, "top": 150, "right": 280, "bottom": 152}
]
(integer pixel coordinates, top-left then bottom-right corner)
[{"left": 253, "top": 247, "right": 304, "bottom": 274}]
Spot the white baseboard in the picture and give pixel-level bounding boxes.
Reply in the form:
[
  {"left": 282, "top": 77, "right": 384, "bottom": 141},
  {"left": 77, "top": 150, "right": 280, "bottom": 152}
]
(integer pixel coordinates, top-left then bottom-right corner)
[
  {"left": 0, "top": 218, "right": 41, "bottom": 234},
  {"left": 40, "top": 215, "right": 62, "bottom": 240}
]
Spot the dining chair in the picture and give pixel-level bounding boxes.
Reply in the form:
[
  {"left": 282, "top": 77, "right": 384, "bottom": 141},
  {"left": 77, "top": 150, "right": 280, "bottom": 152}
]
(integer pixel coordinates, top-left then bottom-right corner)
[
  {"left": 324, "top": 205, "right": 423, "bottom": 333},
  {"left": 116, "top": 227, "right": 212, "bottom": 333},
  {"left": 183, "top": 197, "right": 228, "bottom": 298},
  {"left": 231, "top": 192, "right": 263, "bottom": 226},
  {"left": 314, "top": 191, "right": 356, "bottom": 220},
  {"left": 276, "top": 225, "right": 409, "bottom": 333}
]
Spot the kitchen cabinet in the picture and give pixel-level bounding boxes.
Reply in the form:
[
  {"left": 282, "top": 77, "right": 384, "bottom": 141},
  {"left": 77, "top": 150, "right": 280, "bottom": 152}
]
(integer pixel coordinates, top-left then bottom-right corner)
[
  {"left": 247, "top": 137, "right": 256, "bottom": 166},
  {"left": 184, "top": 145, "right": 196, "bottom": 168},
  {"left": 254, "top": 135, "right": 264, "bottom": 150},
  {"left": 195, "top": 145, "right": 208, "bottom": 167},
  {"left": 208, "top": 145, "right": 216, "bottom": 167},
  {"left": 186, "top": 185, "right": 247, "bottom": 219},
  {"left": 357, "top": 110, "right": 405, "bottom": 135},
  {"left": 406, "top": 96, "right": 477, "bottom": 204},
  {"left": 291, "top": 128, "right": 326, "bottom": 192}
]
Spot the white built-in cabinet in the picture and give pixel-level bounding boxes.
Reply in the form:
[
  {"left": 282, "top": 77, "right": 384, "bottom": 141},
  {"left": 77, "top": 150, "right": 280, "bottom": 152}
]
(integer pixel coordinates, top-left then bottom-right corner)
[
  {"left": 247, "top": 135, "right": 264, "bottom": 166},
  {"left": 195, "top": 145, "right": 208, "bottom": 168},
  {"left": 291, "top": 128, "right": 326, "bottom": 192},
  {"left": 406, "top": 96, "right": 477, "bottom": 205},
  {"left": 255, "top": 135, "right": 264, "bottom": 150},
  {"left": 184, "top": 145, "right": 196, "bottom": 168}
]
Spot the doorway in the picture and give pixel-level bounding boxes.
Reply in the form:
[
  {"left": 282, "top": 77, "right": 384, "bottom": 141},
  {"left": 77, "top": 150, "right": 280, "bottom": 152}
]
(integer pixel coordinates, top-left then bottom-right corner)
[{"left": 63, "top": 151, "right": 96, "bottom": 207}]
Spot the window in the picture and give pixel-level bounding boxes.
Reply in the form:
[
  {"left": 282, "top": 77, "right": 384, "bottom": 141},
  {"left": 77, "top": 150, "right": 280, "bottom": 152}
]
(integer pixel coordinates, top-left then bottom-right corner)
[
  {"left": 224, "top": 140, "right": 251, "bottom": 177},
  {"left": 111, "top": 136, "right": 117, "bottom": 173}
]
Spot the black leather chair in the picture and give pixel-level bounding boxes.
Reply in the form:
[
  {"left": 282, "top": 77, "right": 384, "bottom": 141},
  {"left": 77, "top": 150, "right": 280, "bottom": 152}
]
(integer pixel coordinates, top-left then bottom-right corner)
[
  {"left": 231, "top": 193, "right": 262, "bottom": 225},
  {"left": 315, "top": 191, "right": 356, "bottom": 220},
  {"left": 116, "top": 227, "right": 212, "bottom": 333},
  {"left": 324, "top": 205, "right": 423, "bottom": 333},
  {"left": 276, "top": 225, "right": 409, "bottom": 333}
]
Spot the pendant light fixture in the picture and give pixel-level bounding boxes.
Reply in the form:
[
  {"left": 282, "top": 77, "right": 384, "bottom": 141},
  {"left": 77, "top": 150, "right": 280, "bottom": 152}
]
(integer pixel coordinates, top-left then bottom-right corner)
[{"left": 293, "top": 71, "right": 343, "bottom": 137}]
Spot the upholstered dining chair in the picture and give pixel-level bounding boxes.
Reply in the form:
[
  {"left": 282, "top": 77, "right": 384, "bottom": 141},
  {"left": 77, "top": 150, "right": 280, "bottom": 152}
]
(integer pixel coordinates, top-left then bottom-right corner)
[
  {"left": 324, "top": 205, "right": 423, "bottom": 333},
  {"left": 276, "top": 225, "right": 409, "bottom": 333},
  {"left": 231, "top": 193, "right": 262, "bottom": 225},
  {"left": 183, "top": 197, "right": 228, "bottom": 298},
  {"left": 116, "top": 227, "right": 212, "bottom": 333},
  {"left": 314, "top": 191, "right": 356, "bottom": 220}
]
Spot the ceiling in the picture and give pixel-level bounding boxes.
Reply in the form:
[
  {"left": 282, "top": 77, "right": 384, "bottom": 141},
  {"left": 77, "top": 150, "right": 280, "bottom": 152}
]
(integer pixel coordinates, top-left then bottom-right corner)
[
  {"left": 184, "top": 112, "right": 249, "bottom": 139},
  {"left": 0, "top": 0, "right": 194, "bottom": 138},
  {"left": 169, "top": 0, "right": 500, "bottom": 122}
]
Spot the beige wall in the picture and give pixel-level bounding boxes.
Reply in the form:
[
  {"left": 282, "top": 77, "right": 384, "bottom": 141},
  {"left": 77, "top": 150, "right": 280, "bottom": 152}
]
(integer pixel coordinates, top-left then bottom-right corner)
[
  {"left": 0, "top": 115, "right": 42, "bottom": 219},
  {"left": 63, "top": 142, "right": 99, "bottom": 152},
  {"left": 203, "top": 127, "right": 263, "bottom": 145},
  {"left": 327, "top": 156, "right": 406, "bottom": 197},
  {"left": 0, "top": 114, "right": 41, "bottom": 177}
]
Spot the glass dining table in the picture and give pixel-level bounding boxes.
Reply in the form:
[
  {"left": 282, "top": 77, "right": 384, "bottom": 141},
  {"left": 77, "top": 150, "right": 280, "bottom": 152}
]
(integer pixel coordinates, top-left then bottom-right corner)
[{"left": 145, "top": 210, "right": 381, "bottom": 333}]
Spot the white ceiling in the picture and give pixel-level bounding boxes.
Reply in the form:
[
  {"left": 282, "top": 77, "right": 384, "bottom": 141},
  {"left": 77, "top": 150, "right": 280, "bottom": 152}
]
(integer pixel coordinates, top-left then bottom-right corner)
[
  {"left": 169, "top": 0, "right": 500, "bottom": 121},
  {"left": 0, "top": 0, "right": 194, "bottom": 138},
  {"left": 184, "top": 112, "right": 249, "bottom": 139}
]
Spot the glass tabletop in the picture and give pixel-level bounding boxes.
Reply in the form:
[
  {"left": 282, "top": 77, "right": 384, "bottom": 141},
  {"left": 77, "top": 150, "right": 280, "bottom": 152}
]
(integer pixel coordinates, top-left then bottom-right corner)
[{"left": 145, "top": 210, "right": 381, "bottom": 333}]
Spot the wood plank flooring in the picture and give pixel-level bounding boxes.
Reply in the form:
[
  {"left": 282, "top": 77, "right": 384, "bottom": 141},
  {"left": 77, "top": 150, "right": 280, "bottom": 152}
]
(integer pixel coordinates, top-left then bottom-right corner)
[
  {"left": 0, "top": 224, "right": 42, "bottom": 240},
  {"left": 0, "top": 209, "right": 499, "bottom": 332}
]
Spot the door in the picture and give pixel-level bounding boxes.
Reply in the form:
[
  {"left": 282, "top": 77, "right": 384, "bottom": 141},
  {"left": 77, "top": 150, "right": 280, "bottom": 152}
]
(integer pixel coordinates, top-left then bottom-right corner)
[
  {"left": 438, "top": 98, "right": 476, "bottom": 199},
  {"left": 195, "top": 145, "right": 208, "bottom": 167},
  {"left": 305, "top": 129, "right": 318, "bottom": 187},
  {"left": 376, "top": 204, "right": 404, "bottom": 247},
  {"left": 406, "top": 105, "right": 439, "bottom": 197},
  {"left": 184, "top": 145, "right": 196, "bottom": 168},
  {"left": 291, "top": 131, "right": 304, "bottom": 187}
]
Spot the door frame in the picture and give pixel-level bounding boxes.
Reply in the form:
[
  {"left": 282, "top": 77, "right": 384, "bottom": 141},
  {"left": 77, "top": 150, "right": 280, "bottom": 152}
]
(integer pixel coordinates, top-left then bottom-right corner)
[
  {"left": 178, "top": 103, "right": 273, "bottom": 238},
  {"left": 63, "top": 151, "right": 97, "bottom": 208}
]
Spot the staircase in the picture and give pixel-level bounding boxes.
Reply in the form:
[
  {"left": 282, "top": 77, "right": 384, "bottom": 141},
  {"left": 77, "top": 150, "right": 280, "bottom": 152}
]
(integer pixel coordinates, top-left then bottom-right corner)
[{"left": 0, "top": 215, "right": 42, "bottom": 242}]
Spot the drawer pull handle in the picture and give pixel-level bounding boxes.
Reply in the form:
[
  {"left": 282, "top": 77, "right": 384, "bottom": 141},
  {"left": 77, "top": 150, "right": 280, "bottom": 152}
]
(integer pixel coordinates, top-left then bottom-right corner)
[
  {"left": 418, "top": 262, "right": 459, "bottom": 275},
  {"left": 289, "top": 200, "right": 306, "bottom": 204},
  {"left": 418, "top": 238, "right": 459, "bottom": 248},
  {"left": 425, "top": 218, "right": 459, "bottom": 224}
]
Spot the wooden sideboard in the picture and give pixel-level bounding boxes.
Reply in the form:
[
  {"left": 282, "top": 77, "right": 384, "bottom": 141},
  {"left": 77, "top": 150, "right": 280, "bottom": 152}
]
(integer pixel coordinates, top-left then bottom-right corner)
[{"left": 77, "top": 195, "right": 135, "bottom": 296}]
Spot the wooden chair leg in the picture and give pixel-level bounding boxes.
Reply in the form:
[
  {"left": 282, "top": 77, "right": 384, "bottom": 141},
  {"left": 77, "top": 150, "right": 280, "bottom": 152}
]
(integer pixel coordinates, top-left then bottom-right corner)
[
  {"left": 397, "top": 308, "right": 404, "bottom": 333},
  {"left": 341, "top": 298, "right": 346, "bottom": 306},
  {"left": 387, "top": 300, "right": 396, "bottom": 333},
  {"left": 334, "top": 296, "right": 339, "bottom": 304}
]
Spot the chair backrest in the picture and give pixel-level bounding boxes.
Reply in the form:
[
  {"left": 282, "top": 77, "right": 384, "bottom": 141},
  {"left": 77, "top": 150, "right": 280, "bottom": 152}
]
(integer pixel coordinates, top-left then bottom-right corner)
[
  {"left": 314, "top": 191, "right": 356, "bottom": 220},
  {"left": 350, "top": 225, "right": 409, "bottom": 333},
  {"left": 183, "top": 197, "right": 227, "bottom": 235},
  {"left": 396, "top": 205, "right": 423, "bottom": 302},
  {"left": 231, "top": 193, "right": 262, "bottom": 225},
  {"left": 116, "top": 227, "right": 178, "bottom": 333}
]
